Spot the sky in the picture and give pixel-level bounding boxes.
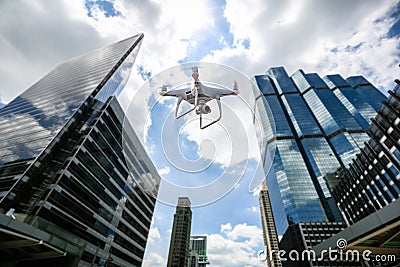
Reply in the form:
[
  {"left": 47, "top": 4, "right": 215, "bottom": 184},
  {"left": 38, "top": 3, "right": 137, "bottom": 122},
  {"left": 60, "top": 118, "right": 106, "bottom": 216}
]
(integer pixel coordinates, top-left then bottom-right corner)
[{"left": 0, "top": 0, "right": 400, "bottom": 266}]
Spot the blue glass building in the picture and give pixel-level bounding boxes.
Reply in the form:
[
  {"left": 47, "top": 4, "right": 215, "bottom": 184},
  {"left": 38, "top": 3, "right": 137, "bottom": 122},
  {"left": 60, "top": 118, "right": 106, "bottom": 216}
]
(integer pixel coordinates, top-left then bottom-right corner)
[{"left": 253, "top": 67, "right": 386, "bottom": 235}]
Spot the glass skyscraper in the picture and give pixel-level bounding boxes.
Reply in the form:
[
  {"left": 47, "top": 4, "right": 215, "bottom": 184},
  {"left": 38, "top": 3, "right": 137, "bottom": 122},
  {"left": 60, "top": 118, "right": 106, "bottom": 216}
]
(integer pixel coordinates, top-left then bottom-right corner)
[
  {"left": 252, "top": 67, "right": 386, "bottom": 235},
  {"left": 0, "top": 34, "right": 161, "bottom": 266}
]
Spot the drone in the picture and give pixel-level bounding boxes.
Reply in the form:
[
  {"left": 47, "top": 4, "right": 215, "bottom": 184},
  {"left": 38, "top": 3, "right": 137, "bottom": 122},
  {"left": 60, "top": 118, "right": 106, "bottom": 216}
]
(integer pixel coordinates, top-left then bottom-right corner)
[{"left": 159, "top": 66, "right": 239, "bottom": 129}]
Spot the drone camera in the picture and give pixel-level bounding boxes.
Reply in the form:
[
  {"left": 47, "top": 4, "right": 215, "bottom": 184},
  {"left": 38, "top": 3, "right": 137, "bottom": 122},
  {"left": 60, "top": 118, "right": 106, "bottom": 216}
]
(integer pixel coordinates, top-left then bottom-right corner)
[
  {"left": 196, "top": 104, "right": 211, "bottom": 115},
  {"left": 199, "top": 105, "right": 211, "bottom": 114}
]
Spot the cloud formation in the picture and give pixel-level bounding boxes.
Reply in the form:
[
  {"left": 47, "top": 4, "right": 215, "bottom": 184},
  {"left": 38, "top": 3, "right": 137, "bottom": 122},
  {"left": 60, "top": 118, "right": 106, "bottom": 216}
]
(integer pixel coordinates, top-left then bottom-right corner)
[
  {"left": 207, "top": 223, "right": 264, "bottom": 267},
  {"left": 143, "top": 222, "right": 264, "bottom": 267},
  {"left": 206, "top": 0, "right": 399, "bottom": 91},
  {"left": 2, "top": 1, "right": 398, "bottom": 104}
]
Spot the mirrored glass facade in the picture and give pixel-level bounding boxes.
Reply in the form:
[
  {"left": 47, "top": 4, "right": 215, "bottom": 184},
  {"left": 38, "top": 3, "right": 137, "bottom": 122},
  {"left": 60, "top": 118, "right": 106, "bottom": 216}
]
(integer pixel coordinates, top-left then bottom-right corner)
[
  {"left": 0, "top": 34, "right": 161, "bottom": 266},
  {"left": 253, "top": 67, "right": 385, "bottom": 235},
  {"left": 0, "top": 35, "right": 140, "bottom": 166}
]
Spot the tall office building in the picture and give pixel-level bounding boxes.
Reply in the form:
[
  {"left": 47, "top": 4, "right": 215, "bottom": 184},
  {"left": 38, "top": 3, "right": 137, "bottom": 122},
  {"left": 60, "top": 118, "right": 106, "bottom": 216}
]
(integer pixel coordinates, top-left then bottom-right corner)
[
  {"left": 0, "top": 34, "right": 161, "bottom": 266},
  {"left": 252, "top": 67, "right": 386, "bottom": 235},
  {"left": 259, "top": 181, "right": 282, "bottom": 267},
  {"left": 188, "top": 236, "right": 210, "bottom": 267},
  {"left": 167, "top": 197, "right": 192, "bottom": 267}
]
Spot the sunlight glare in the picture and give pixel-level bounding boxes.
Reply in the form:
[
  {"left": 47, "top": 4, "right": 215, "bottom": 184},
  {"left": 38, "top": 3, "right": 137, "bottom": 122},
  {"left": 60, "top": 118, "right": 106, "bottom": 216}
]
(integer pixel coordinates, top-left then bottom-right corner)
[{"left": 162, "top": 0, "right": 212, "bottom": 37}]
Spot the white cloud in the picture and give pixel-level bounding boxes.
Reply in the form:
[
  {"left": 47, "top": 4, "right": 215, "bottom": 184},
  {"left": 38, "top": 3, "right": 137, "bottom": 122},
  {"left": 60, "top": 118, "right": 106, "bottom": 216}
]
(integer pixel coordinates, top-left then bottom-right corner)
[
  {"left": 158, "top": 166, "right": 171, "bottom": 176},
  {"left": 206, "top": 223, "right": 264, "bottom": 267},
  {"left": 209, "top": 0, "right": 399, "bottom": 92},
  {"left": 247, "top": 206, "right": 259, "bottom": 213},
  {"left": 223, "top": 223, "right": 263, "bottom": 248},
  {"left": 148, "top": 227, "right": 161, "bottom": 244},
  {"left": 142, "top": 252, "right": 166, "bottom": 266},
  {"left": 1, "top": 0, "right": 398, "bottom": 102},
  {"left": 221, "top": 222, "right": 233, "bottom": 233},
  {"left": 0, "top": 0, "right": 107, "bottom": 103}
]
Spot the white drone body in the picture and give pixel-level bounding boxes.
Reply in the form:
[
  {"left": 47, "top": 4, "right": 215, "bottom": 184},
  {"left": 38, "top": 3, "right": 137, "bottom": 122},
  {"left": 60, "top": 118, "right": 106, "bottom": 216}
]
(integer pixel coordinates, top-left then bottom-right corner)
[{"left": 160, "top": 67, "right": 239, "bottom": 129}]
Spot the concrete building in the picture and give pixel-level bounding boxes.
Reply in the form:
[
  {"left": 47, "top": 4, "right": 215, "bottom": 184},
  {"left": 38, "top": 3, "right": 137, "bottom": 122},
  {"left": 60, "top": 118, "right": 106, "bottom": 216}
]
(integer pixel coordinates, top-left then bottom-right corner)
[
  {"left": 313, "top": 79, "right": 400, "bottom": 264},
  {"left": 259, "top": 180, "right": 282, "bottom": 267},
  {"left": 188, "top": 236, "right": 210, "bottom": 267},
  {"left": 167, "top": 197, "right": 192, "bottom": 267}
]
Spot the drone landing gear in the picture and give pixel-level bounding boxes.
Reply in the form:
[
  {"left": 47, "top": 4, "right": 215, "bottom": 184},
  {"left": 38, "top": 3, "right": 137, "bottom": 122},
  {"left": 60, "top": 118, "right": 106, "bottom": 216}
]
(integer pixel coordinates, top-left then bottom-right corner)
[
  {"left": 175, "top": 89, "right": 198, "bottom": 119},
  {"left": 200, "top": 96, "right": 221, "bottom": 129},
  {"left": 174, "top": 90, "right": 222, "bottom": 129}
]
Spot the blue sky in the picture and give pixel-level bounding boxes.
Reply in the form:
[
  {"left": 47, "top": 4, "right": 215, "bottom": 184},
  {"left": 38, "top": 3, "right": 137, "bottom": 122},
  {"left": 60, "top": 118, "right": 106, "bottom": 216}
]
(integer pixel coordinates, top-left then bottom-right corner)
[{"left": 0, "top": 0, "right": 400, "bottom": 266}]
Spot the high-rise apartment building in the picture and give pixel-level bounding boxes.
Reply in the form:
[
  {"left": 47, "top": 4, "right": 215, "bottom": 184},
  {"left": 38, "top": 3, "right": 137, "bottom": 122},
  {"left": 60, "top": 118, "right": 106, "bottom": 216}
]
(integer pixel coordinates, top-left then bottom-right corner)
[
  {"left": 167, "top": 197, "right": 192, "bottom": 267},
  {"left": 252, "top": 67, "right": 386, "bottom": 235},
  {"left": 0, "top": 34, "right": 161, "bottom": 266},
  {"left": 259, "top": 181, "right": 282, "bottom": 267},
  {"left": 188, "top": 236, "right": 210, "bottom": 267}
]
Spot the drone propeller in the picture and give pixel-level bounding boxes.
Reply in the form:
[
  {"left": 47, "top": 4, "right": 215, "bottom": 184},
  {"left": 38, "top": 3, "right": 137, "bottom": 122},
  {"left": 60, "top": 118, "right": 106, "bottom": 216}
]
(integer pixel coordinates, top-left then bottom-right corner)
[
  {"left": 233, "top": 81, "right": 239, "bottom": 94},
  {"left": 191, "top": 66, "right": 201, "bottom": 72},
  {"left": 159, "top": 84, "right": 170, "bottom": 95}
]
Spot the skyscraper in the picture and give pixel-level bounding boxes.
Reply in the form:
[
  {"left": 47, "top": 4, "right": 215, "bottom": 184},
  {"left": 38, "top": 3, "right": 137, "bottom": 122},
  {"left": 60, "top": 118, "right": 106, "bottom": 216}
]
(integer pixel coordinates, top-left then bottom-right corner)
[
  {"left": 0, "top": 34, "right": 161, "bottom": 266},
  {"left": 259, "top": 181, "right": 282, "bottom": 267},
  {"left": 167, "top": 197, "right": 192, "bottom": 267},
  {"left": 252, "top": 67, "right": 386, "bottom": 235},
  {"left": 188, "top": 236, "right": 210, "bottom": 267}
]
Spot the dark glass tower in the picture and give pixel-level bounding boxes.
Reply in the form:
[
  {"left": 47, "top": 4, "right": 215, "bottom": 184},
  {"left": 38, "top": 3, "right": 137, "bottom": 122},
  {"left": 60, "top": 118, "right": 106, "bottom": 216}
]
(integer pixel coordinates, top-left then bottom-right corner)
[
  {"left": 0, "top": 34, "right": 161, "bottom": 266},
  {"left": 334, "top": 79, "right": 400, "bottom": 224},
  {"left": 167, "top": 197, "right": 192, "bottom": 267},
  {"left": 252, "top": 67, "right": 386, "bottom": 235}
]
